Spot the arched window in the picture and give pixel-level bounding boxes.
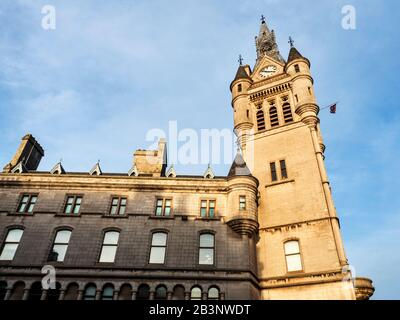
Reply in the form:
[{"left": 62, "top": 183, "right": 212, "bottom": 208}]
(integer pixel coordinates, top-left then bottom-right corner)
[
  {"left": 83, "top": 284, "right": 97, "bottom": 300},
  {"left": 101, "top": 284, "right": 114, "bottom": 300},
  {"left": 155, "top": 285, "right": 167, "bottom": 300},
  {"left": 0, "top": 228, "right": 24, "bottom": 261},
  {"left": 199, "top": 233, "right": 215, "bottom": 265},
  {"left": 269, "top": 106, "right": 279, "bottom": 127},
  {"left": 172, "top": 285, "right": 185, "bottom": 300},
  {"left": 284, "top": 240, "right": 303, "bottom": 272},
  {"left": 9, "top": 281, "right": 25, "bottom": 300},
  {"left": 99, "top": 231, "right": 120, "bottom": 263},
  {"left": 0, "top": 281, "right": 7, "bottom": 300},
  {"left": 256, "top": 110, "right": 266, "bottom": 131},
  {"left": 28, "top": 282, "right": 43, "bottom": 300},
  {"left": 64, "top": 283, "right": 79, "bottom": 300},
  {"left": 136, "top": 284, "right": 150, "bottom": 300},
  {"left": 149, "top": 232, "right": 167, "bottom": 264},
  {"left": 47, "top": 282, "right": 61, "bottom": 301},
  {"left": 190, "top": 287, "right": 202, "bottom": 300},
  {"left": 118, "top": 284, "right": 132, "bottom": 300},
  {"left": 49, "top": 229, "right": 72, "bottom": 262},
  {"left": 208, "top": 287, "right": 219, "bottom": 300},
  {"left": 282, "top": 103, "right": 293, "bottom": 123}
]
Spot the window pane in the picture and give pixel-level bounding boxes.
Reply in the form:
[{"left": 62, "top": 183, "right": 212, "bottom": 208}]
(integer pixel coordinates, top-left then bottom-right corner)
[
  {"left": 21, "top": 196, "right": 29, "bottom": 203},
  {"left": 208, "top": 287, "right": 219, "bottom": 300},
  {"left": 209, "top": 201, "right": 215, "bottom": 208},
  {"left": 201, "top": 200, "right": 207, "bottom": 208},
  {"left": 110, "top": 205, "right": 117, "bottom": 215},
  {"left": 118, "top": 206, "right": 126, "bottom": 215},
  {"left": 102, "top": 286, "right": 114, "bottom": 300},
  {"left": 18, "top": 203, "right": 27, "bottom": 213},
  {"left": 67, "top": 197, "right": 74, "bottom": 205},
  {"left": 199, "top": 248, "right": 214, "bottom": 265},
  {"left": 27, "top": 203, "right": 35, "bottom": 213},
  {"left": 200, "top": 234, "right": 214, "bottom": 247},
  {"left": 285, "top": 241, "right": 300, "bottom": 255},
  {"left": 164, "top": 207, "right": 171, "bottom": 216},
  {"left": 6, "top": 229, "right": 24, "bottom": 242},
  {"left": 120, "top": 198, "right": 127, "bottom": 206},
  {"left": 209, "top": 208, "right": 215, "bottom": 218},
  {"left": 191, "top": 287, "right": 202, "bottom": 300},
  {"left": 103, "top": 232, "right": 119, "bottom": 245},
  {"left": 0, "top": 244, "right": 18, "bottom": 260},
  {"left": 99, "top": 246, "right": 117, "bottom": 263},
  {"left": 75, "top": 197, "right": 82, "bottom": 204},
  {"left": 286, "top": 254, "right": 302, "bottom": 272},
  {"left": 152, "top": 233, "right": 167, "bottom": 246},
  {"left": 65, "top": 204, "right": 72, "bottom": 214},
  {"left": 157, "top": 199, "right": 163, "bottom": 207},
  {"left": 200, "top": 208, "right": 207, "bottom": 217},
  {"left": 155, "top": 286, "right": 167, "bottom": 300},
  {"left": 52, "top": 244, "right": 68, "bottom": 262},
  {"left": 55, "top": 230, "right": 71, "bottom": 244},
  {"left": 84, "top": 286, "right": 96, "bottom": 300},
  {"left": 73, "top": 203, "right": 81, "bottom": 214},
  {"left": 156, "top": 207, "right": 162, "bottom": 216},
  {"left": 112, "top": 198, "right": 119, "bottom": 205},
  {"left": 165, "top": 200, "right": 171, "bottom": 207},
  {"left": 149, "top": 247, "right": 166, "bottom": 264}
]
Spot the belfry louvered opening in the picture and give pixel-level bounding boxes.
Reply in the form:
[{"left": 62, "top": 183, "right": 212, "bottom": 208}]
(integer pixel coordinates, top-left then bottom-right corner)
[
  {"left": 269, "top": 106, "right": 279, "bottom": 127},
  {"left": 256, "top": 110, "right": 266, "bottom": 131},
  {"left": 282, "top": 103, "right": 294, "bottom": 123}
]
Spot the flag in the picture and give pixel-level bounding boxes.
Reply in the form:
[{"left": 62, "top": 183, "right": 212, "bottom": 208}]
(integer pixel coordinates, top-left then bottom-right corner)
[{"left": 330, "top": 103, "right": 337, "bottom": 114}]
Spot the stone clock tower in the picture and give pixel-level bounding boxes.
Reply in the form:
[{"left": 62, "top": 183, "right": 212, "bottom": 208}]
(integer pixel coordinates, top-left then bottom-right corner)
[{"left": 230, "top": 18, "right": 374, "bottom": 299}]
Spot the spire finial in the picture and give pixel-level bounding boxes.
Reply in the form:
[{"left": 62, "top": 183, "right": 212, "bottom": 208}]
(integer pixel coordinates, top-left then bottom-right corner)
[
  {"left": 288, "top": 36, "right": 294, "bottom": 48},
  {"left": 260, "top": 15, "right": 266, "bottom": 24},
  {"left": 238, "top": 54, "right": 243, "bottom": 66}
]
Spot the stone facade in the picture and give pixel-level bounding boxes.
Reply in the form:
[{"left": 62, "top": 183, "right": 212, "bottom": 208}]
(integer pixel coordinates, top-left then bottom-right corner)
[{"left": 0, "top": 19, "right": 374, "bottom": 300}]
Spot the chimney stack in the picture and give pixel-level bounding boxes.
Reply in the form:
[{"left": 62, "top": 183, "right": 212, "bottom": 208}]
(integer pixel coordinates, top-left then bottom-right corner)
[{"left": 3, "top": 134, "right": 44, "bottom": 173}]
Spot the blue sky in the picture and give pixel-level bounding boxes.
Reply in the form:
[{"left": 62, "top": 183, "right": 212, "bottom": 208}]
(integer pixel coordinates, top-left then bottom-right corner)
[{"left": 0, "top": 0, "right": 399, "bottom": 299}]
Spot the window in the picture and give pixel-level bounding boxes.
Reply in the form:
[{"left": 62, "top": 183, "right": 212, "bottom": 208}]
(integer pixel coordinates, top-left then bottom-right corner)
[
  {"left": 9, "top": 282, "right": 25, "bottom": 300},
  {"left": 83, "top": 284, "right": 97, "bottom": 300},
  {"left": 118, "top": 284, "right": 132, "bottom": 300},
  {"left": 101, "top": 284, "right": 114, "bottom": 300},
  {"left": 110, "top": 197, "right": 127, "bottom": 216},
  {"left": 270, "top": 162, "right": 278, "bottom": 182},
  {"left": 208, "top": 287, "right": 219, "bottom": 300},
  {"left": 49, "top": 230, "right": 72, "bottom": 262},
  {"left": 294, "top": 64, "right": 300, "bottom": 73},
  {"left": 64, "top": 196, "right": 82, "bottom": 215},
  {"left": 284, "top": 240, "right": 303, "bottom": 272},
  {"left": 64, "top": 283, "right": 79, "bottom": 300},
  {"left": 47, "top": 282, "right": 61, "bottom": 301},
  {"left": 295, "top": 94, "right": 299, "bottom": 103},
  {"left": 17, "top": 194, "right": 37, "bottom": 213},
  {"left": 199, "top": 233, "right": 215, "bottom": 265},
  {"left": 200, "top": 200, "right": 216, "bottom": 218},
  {"left": 28, "top": 282, "right": 43, "bottom": 300},
  {"left": 282, "top": 103, "right": 294, "bottom": 123},
  {"left": 149, "top": 232, "right": 167, "bottom": 264},
  {"left": 0, "top": 281, "right": 7, "bottom": 301},
  {"left": 256, "top": 110, "right": 266, "bottom": 131},
  {"left": 239, "top": 196, "right": 246, "bottom": 211},
  {"left": 136, "top": 284, "right": 150, "bottom": 300},
  {"left": 155, "top": 285, "right": 167, "bottom": 300},
  {"left": 155, "top": 198, "right": 172, "bottom": 216},
  {"left": 238, "top": 84, "right": 242, "bottom": 92},
  {"left": 246, "top": 109, "right": 249, "bottom": 118},
  {"left": 190, "top": 287, "right": 202, "bottom": 300},
  {"left": 99, "top": 231, "right": 120, "bottom": 263},
  {"left": 0, "top": 228, "right": 24, "bottom": 261},
  {"left": 280, "top": 160, "right": 288, "bottom": 179},
  {"left": 172, "top": 285, "right": 185, "bottom": 300},
  {"left": 269, "top": 106, "right": 279, "bottom": 127}
]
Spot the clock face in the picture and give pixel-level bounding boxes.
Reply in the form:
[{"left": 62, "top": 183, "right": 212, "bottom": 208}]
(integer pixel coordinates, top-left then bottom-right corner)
[{"left": 259, "top": 65, "right": 277, "bottom": 78}]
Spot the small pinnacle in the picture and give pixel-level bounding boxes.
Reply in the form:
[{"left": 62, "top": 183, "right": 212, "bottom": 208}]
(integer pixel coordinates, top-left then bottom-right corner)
[
  {"left": 289, "top": 36, "right": 294, "bottom": 48},
  {"left": 238, "top": 54, "right": 243, "bottom": 66}
]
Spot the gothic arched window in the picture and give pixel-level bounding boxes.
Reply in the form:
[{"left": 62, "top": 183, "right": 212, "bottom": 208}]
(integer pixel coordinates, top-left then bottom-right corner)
[
  {"left": 282, "top": 103, "right": 294, "bottom": 123},
  {"left": 256, "top": 110, "right": 266, "bottom": 131},
  {"left": 269, "top": 106, "right": 279, "bottom": 127}
]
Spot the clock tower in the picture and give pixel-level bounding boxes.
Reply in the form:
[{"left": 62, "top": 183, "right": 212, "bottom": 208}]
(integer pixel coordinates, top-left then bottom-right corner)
[{"left": 230, "top": 18, "right": 373, "bottom": 299}]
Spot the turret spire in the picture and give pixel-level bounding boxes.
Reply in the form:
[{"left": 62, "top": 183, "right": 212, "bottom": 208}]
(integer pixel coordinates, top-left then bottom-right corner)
[{"left": 255, "top": 16, "right": 285, "bottom": 63}]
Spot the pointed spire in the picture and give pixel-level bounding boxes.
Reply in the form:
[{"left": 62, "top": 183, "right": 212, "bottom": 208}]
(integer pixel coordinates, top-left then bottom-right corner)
[
  {"left": 89, "top": 161, "right": 102, "bottom": 176},
  {"left": 166, "top": 164, "right": 177, "bottom": 178},
  {"left": 233, "top": 64, "right": 251, "bottom": 82},
  {"left": 228, "top": 152, "right": 252, "bottom": 177},
  {"left": 203, "top": 164, "right": 215, "bottom": 179},
  {"left": 128, "top": 164, "right": 139, "bottom": 177},
  {"left": 287, "top": 46, "right": 307, "bottom": 63},
  {"left": 50, "top": 161, "right": 65, "bottom": 175},
  {"left": 255, "top": 16, "right": 285, "bottom": 63}
]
